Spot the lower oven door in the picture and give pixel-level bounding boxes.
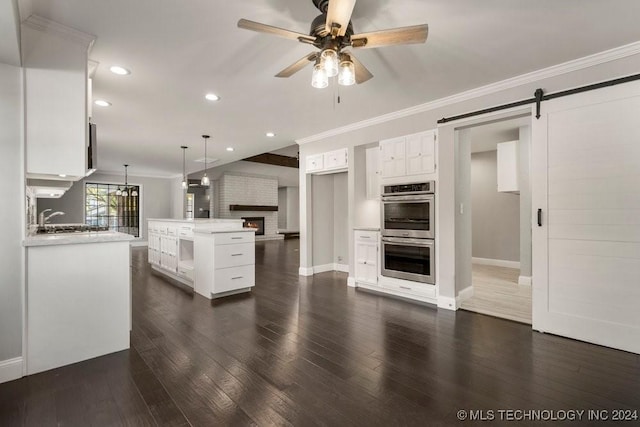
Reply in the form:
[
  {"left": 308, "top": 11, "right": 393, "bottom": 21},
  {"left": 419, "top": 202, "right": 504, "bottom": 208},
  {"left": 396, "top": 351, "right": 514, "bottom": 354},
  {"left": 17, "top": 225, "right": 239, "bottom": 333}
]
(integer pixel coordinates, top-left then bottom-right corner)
[{"left": 381, "top": 237, "right": 435, "bottom": 284}]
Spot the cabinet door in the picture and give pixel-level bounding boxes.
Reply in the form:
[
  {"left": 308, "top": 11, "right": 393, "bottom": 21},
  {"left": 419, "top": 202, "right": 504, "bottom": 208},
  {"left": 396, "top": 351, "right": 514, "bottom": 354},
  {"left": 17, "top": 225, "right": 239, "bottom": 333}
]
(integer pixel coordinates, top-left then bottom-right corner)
[
  {"left": 406, "top": 132, "right": 436, "bottom": 175},
  {"left": 324, "top": 148, "right": 348, "bottom": 170},
  {"left": 380, "top": 137, "right": 406, "bottom": 178},
  {"left": 355, "top": 242, "right": 378, "bottom": 284},
  {"left": 306, "top": 154, "right": 324, "bottom": 173},
  {"left": 365, "top": 147, "right": 380, "bottom": 199}
]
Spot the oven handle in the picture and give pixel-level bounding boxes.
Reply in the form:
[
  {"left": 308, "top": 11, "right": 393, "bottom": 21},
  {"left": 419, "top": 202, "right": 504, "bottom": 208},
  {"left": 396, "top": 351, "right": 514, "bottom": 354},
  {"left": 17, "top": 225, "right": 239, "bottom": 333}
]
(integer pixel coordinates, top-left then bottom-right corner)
[
  {"left": 382, "top": 237, "right": 433, "bottom": 247},
  {"left": 381, "top": 195, "right": 433, "bottom": 202}
]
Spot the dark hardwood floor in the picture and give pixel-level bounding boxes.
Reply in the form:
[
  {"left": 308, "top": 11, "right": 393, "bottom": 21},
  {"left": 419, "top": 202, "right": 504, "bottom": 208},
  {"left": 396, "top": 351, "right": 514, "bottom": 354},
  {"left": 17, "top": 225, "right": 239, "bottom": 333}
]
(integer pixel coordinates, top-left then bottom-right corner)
[{"left": 1, "top": 239, "right": 639, "bottom": 426}]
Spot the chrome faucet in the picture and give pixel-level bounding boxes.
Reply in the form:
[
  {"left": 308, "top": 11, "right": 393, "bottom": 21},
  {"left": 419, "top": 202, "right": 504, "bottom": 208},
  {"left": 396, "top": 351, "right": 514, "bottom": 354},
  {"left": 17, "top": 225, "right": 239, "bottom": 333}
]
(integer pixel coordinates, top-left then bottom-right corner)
[{"left": 38, "top": 209, "right": 65, "bottom": 226}]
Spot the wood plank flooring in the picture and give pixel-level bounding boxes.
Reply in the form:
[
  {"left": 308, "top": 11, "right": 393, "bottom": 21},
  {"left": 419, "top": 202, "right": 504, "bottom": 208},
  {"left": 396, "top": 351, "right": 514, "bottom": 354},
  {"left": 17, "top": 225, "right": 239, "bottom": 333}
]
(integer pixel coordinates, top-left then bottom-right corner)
[
  {"left": 1, "top": 239, "right": 639, "bottom": 426},
  {"left": 460, "top": 264, "right": 532, "bottom": 324}
]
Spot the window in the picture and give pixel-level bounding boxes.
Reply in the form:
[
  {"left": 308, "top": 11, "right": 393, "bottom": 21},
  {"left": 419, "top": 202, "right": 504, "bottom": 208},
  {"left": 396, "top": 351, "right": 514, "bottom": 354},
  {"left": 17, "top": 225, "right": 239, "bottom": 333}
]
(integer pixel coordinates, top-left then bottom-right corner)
[{"left": 85, "top": 183, "right": 140, "bottom": 237}]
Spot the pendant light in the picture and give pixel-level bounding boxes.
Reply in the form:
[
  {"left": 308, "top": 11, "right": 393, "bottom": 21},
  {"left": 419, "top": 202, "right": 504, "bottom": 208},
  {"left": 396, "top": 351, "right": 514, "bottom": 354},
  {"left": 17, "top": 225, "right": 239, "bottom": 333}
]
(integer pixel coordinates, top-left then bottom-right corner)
[
  {"left": 121, "top": 164, "right": 129, "bottom": 197},
  {"left": 180, "top": 145, "right": 188, "bottom": 189},
  {"left": 201, "top": 134, "right": 210, "bottom": 186}
]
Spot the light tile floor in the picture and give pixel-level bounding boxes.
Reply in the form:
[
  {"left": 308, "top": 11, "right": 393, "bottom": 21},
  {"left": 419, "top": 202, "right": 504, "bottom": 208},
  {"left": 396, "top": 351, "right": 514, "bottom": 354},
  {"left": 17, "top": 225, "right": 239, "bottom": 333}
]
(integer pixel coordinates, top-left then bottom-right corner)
[{"left": 459, "top": 264, "right": 532, "bottom": 324}]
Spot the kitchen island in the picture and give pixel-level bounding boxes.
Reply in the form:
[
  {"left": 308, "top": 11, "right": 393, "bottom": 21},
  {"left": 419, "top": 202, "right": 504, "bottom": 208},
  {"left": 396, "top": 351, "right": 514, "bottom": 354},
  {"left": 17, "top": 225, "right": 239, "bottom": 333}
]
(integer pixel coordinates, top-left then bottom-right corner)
[
  {"left": 147, "top": 219, "right": 256, "bottom": 299},
  {"left": 23, "top": 230, "right": 134, "bottom": 375}
]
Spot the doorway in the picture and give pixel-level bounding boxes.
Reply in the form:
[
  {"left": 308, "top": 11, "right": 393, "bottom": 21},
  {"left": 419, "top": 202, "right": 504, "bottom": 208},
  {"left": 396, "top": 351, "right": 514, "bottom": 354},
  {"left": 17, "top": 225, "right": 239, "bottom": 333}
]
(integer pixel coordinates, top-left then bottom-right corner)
[{"left": 455, "top": 115, "right": 533, "bottom": 324}]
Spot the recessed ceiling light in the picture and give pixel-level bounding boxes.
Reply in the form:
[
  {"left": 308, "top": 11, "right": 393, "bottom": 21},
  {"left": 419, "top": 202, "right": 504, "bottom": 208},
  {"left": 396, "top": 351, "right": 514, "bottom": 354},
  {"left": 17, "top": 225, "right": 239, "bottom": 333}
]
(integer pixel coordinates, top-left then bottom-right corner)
[
  {"left": 94, "top": 100, "right": 111, "bottom": 107},
  {"left": 226, "top": 147, "right": 234, "bottom": 152},
  {"left": 109, "top": 65, "right": 130, "bottom": 75},
  {"left": 266, "top": 132, "right": 275, "bottom": 137},
  {"left": 205, "top": 93, "right": 220, "bottom": 101}
]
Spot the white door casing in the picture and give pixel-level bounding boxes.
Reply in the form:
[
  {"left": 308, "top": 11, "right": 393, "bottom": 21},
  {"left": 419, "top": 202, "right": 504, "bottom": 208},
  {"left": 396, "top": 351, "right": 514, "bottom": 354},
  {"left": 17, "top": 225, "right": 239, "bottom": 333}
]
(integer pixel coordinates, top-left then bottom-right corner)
[{"left": 532, "top": 80, "right": 640, "bottom": 354}]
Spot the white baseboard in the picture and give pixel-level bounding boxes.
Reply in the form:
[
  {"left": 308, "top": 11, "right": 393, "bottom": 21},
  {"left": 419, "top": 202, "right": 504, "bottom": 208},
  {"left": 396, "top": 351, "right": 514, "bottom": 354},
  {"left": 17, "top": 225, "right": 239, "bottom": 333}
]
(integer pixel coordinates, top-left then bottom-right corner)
[
  {"left": 518, "top": 276, "right": 532, "bottom": 286},
  {"left": 347, "top": 277, "right": 356, "bottom": 287},
  {"left": 335, "top": 263, "right": 349, "bottom": 273},
  {"left": 472, "top": 257, "right": 520, "bottom": 269},
  {"left": 299, "top": 267, "right": 314, "bottom": 276},
  {"left": 130, "top": 240, "right": 148, "bottom": 247},
  {"left": 0, "top": 357, "right": 23, "bottom": 384},
  {"left": 456, "top": 286, "right": 474, "bottom": 305},
  {"left": 437, "top": 296, "right": 457, "bottom": 311},
  {"left": 311, "top": 263, "right": 349, "bottom": 274},
  {"left": 312, "top": 263, "right": 335, "bottom": 274}
]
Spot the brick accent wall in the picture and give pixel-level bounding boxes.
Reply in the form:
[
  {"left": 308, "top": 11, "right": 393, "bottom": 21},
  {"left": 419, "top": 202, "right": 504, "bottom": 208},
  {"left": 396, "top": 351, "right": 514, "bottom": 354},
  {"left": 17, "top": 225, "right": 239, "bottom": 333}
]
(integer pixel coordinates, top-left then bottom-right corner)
[{"left": 218, "top": 174, "right": 278, "bottom": 237}]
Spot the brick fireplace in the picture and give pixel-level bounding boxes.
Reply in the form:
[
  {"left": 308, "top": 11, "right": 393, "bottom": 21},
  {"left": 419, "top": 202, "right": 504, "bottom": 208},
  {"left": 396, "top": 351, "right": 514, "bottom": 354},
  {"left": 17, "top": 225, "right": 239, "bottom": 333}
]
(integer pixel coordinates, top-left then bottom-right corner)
[{"left": 242, "top": 217, "right": 265, "bottom": 236}]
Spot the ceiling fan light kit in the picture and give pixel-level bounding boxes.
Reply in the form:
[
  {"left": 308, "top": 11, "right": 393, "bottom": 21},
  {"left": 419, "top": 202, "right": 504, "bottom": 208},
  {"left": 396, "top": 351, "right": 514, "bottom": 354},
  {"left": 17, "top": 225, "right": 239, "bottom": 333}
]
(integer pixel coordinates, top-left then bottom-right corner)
[{"left": 238, "top": 0, "right": 428, "bottom": 88}]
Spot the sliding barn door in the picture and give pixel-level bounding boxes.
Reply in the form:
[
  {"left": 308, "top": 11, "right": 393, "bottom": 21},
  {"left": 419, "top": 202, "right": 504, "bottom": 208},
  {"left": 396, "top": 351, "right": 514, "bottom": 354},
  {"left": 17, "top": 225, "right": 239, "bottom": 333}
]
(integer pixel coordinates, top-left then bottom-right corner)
[{"left": 532, "top": 81, "right": 640, "bottom": 354}]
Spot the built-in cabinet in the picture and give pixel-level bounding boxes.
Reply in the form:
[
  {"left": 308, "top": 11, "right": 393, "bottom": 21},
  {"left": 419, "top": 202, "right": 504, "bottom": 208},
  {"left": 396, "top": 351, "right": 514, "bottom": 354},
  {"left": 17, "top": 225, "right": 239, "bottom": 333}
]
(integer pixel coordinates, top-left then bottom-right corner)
[
  {"left": 380, "top": 130, "right": 436, "bottom": 178},
  {"left": 306, "top": 148, "right": 348, "bottom": 174},
  {"left": 497, "top": 140, "right": 519, "bottom": 193},
  {"left": 22, "top": 16, "right": 95, "bottom": 180},
  {"left": 195, "top": 231, "right": 256, "bottom": 298},
  {"left": 149, "top": 222, "right": 190, "bottom": 284},
  {"left": 354, "top": 230, "right": 379, "bottom": 285}
]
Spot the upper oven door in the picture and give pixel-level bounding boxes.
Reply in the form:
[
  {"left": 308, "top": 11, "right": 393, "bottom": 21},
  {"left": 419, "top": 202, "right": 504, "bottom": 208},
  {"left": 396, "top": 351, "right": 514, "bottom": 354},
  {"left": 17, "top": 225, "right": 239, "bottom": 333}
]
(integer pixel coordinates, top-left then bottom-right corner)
[{"left": 381, "top": 194, "right": 434, "bottom": 238}]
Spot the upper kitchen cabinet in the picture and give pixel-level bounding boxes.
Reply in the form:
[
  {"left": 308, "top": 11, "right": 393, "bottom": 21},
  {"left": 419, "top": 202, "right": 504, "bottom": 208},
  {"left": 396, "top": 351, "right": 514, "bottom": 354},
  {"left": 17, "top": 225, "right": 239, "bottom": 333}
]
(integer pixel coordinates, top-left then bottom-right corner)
[
  {"left": 380, "top": 130, "right": 436, "bottom": 179},
  {"left": 305, "top": 148, "right": 348, "bottom": 174},
  {"left": 497, "top": 140, "right": 519, "bottom": 193},
  {"left": 22, "top": 16, "right": 95, "bottom": 180}
]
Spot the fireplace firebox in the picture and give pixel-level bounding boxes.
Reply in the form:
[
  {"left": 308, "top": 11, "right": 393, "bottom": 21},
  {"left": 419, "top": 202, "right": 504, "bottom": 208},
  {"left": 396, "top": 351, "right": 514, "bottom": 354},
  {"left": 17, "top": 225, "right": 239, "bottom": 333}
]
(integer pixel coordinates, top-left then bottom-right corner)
[{"left": 242, "top": 217, "right": 265, "bottom": 236}]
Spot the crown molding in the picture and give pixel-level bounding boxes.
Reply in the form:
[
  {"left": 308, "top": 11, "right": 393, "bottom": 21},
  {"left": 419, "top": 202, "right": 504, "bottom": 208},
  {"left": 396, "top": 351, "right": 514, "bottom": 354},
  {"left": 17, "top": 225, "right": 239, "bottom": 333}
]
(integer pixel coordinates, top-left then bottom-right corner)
[
  {"left": 296, "top": 40, "right": 640, "bottom": 145},
  {"left": 23, "top": 14, "right": 95, "bottom": 49}
]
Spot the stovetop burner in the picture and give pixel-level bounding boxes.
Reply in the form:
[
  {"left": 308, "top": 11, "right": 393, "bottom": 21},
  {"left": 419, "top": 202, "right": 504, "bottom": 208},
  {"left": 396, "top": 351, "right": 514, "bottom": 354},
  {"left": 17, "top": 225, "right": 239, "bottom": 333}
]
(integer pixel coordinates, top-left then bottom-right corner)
[{"left": 36, "top": 225, "right": 109, "bottom": 234}]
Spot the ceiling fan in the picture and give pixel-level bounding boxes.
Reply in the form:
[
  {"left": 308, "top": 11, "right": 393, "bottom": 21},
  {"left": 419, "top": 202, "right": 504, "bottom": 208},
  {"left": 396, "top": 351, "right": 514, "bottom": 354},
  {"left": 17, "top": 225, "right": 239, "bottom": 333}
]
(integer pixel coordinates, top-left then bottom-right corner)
[{"left": 237, "top": 0, "right": 428, "bottom": 88}]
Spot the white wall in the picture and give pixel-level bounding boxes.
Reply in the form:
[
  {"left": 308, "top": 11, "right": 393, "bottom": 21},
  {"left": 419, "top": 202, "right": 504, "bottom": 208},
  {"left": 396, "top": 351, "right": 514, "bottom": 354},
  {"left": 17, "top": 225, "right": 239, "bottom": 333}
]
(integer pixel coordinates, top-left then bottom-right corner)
[
  {"left": 37, "top": 172, "right": 173, "bottom": 242},
  {"left": 333, "top": 173, "right": 348, "bottom": 265},
  {"left": 278, "top": 187, "right": 287, "bottom": 229},
  {"left": 286, "top": 187, "right": 300, "bottom": 231},
  {"left": 298, "top": 47, "right": 640, "bottom": 302},
  {"left": 0, "top": 62, "right": 24, "bottom": 363},
  {"left": 471, "top": 150, "right": 520, "bottom": 262},
  {"left": 311, "top": 175, "right": 334, "bottom": 266}
]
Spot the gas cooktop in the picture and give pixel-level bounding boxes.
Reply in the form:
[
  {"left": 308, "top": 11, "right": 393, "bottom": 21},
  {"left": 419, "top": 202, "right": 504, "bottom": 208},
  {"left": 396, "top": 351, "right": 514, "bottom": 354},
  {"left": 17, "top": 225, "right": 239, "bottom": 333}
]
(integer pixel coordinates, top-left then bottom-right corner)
[{"left": 36, "top": 225, "right": 109, "bottom": 234}]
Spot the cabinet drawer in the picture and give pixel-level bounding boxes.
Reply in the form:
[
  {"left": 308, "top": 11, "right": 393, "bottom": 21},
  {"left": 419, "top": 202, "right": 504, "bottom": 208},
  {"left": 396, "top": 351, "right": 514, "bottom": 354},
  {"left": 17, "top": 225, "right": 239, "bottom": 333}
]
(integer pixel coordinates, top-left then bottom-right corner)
[
  {"left": 214, "top": 232, "right": 255, "bottom": 246},
  {"left": 355, "top": 230, "right": 378, "bottom": 243},
  {"left": 382, "top": 280, "right": 435, "bottom": 298},
  {"left": 213, "top": 265, "right": 255, "bottom": 294},
  {"left": 167, "top": 227, "right": 177, "bottom": 236},
  {"left": 214, "top": 243, "right": 255, "bottom": 269},
  {"left": 178, "top": 225, "right": 194, "bottom": 238}
]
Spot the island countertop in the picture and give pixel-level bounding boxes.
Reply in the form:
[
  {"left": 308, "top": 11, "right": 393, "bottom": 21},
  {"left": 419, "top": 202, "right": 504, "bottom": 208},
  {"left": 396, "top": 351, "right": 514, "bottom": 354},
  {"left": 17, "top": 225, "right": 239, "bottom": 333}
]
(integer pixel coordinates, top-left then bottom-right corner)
[{"left": 23, "top": 231, "right": 135, "bottom": 247}]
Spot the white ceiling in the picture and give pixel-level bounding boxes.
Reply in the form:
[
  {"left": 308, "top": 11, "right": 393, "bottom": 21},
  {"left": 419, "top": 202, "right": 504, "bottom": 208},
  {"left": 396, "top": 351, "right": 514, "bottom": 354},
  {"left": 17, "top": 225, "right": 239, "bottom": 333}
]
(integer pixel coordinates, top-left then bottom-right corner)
[{"left": 22, "top": 0, "right": 640, "bottom": 177}]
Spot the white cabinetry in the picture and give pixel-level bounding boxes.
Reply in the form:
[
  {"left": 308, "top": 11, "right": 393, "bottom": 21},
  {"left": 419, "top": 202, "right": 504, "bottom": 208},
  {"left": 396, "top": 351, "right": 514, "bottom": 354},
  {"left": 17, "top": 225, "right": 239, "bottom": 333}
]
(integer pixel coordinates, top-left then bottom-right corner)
[
  {"left": 365, "top": 147, "right": 380, "bottom": 199},
  {"left": 497, "top": 140, "right": 519, "bottom": 193},
  {"left": 406, "top": 132, "right": 436, "bottom": 175},
  {"left": 195, "top": 231, "right": 256, "bottom": 299},
  {"left": 306, "top": 154, "right": 324, "bottom": 173},
  {"left": 148, "top": 221, "right": 189, "bottom": 284},
  {"left": 380, "top": 130, "right": 436, "bottom": 179},
  {"left": 380, "top": 137, "right": 406, "bottom": 178},
  {"left": 354, "top": 230, "right": 379, "bottom": 285},
  {"left": 305, "top": 148, "right": 348, "bottom": 174},
  {"left": 22, "top": 16, "right": 95, "bottom": 180}
]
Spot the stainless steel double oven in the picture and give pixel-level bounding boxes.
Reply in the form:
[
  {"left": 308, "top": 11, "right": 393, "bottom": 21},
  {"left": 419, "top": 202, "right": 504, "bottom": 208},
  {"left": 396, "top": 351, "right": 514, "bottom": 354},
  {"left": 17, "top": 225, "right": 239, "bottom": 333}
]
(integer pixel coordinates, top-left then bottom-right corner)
[{"left": 381, "top": 182, "right": 435, "bottom": 284}]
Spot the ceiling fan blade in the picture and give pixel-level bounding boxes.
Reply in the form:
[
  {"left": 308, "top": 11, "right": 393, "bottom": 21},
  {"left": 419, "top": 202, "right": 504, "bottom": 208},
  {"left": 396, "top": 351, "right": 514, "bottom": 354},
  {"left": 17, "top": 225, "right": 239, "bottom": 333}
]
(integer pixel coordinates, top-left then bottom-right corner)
[
  {"left": 343, "top": 52, "right": 373, "bottom": 84},
  {"left": 275, "top": 52, "right": 318, "bottom": 78},
  {"left": 325, "top": 0, "right": 357, "bottom": 37},
  {"left": 238, "top": 19, "right": 316, "bottom": 43},
  {"left": 351, "top": 24, "right": 428, "bottom": 49}
]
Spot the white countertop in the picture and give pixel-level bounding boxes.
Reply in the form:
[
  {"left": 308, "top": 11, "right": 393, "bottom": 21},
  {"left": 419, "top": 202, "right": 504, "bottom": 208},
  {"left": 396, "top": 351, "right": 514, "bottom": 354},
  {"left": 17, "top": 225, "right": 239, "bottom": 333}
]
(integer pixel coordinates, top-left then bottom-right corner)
[
  {"left": 194, "top": 228, "right": 256, "bottom": 234},
  {"left": 24, "top": 231, "right": 135, "bottom": 247},
  {"left": 147, "top": 218, "right": 242, "bottom": 223},
  {"left": 353, "top": 226, "right": 380, "bottom": 231}
]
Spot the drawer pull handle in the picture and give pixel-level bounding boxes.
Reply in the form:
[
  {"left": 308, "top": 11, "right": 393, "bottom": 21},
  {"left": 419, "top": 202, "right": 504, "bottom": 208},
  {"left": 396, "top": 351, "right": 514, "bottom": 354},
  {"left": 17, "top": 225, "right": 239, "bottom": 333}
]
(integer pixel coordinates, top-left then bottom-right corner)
[
  {"left": 400, "top": 286, "right": 411, "bottom": 290},
  {"left": 360, "top": 236, "right": 370, "bottom": 239},
  {"left": 231, "top": 253, "right": 243, "bottom": 256},
  {"left": 231, "top": 276, "right": 243, "bottom": 280},
  {"left": 231, "top": 237, "right": 243, "bottom": 240}
]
